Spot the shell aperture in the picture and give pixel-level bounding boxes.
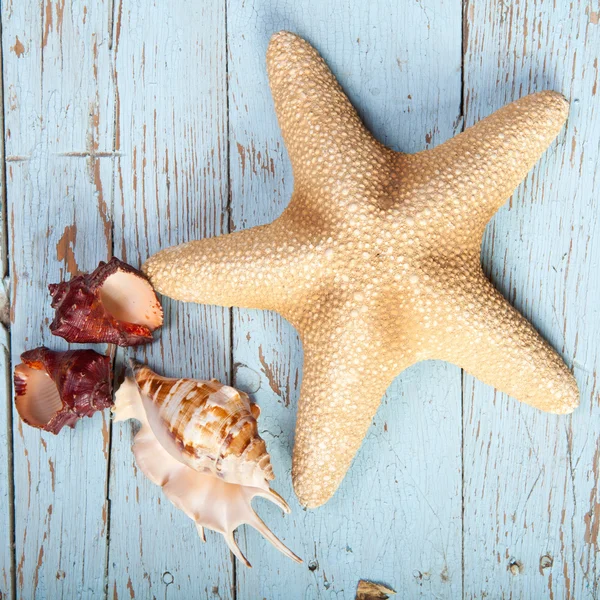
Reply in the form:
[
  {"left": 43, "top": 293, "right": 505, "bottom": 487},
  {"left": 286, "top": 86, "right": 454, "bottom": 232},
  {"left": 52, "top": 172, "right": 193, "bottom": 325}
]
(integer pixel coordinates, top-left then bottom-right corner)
[
  {"left": 14, "top": 346, "right": 113, "bottom": 434},
  {"left": 49, "top": 257, "right": 163, "bottom": 346}
]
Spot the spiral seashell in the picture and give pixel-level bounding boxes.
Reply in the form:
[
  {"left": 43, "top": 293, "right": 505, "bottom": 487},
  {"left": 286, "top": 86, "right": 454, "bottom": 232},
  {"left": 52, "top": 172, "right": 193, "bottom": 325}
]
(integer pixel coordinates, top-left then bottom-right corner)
[
  {"left": 113, "top": 362, "right": 302, "bottom": 567},
  {"left": 14, "top": 346, "right": 113, "bottom": 434},
  {"left": 49, "top": 257, "right": 163, "bottom": 346}
]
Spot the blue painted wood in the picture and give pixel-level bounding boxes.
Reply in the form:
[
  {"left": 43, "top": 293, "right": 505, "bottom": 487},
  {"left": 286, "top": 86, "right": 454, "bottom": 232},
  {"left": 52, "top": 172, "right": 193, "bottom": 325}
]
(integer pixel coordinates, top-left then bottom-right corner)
[
  {"left": 227, "top": 1, "right": 464, "bottom": 597},
  {"left": 2, "top": 1, "right": 600, "bottom": 598},
  {"left": 3, "top": 0, "right": 114, "bottom": 597},
  {"left": 107, "top": 1, "right": 234, "bottom": 599},
  {"left": 463, "top": 2, "right": 600, "bottom": 598},
  {"left": 0, "top": 19, "right": 12, "bottom": 596},
  {"left": 0, "top": 325, "right": 13, "bottom": 599}
]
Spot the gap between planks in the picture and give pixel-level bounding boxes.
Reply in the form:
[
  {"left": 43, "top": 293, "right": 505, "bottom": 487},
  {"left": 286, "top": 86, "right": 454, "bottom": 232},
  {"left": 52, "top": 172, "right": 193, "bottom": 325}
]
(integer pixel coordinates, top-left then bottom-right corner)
[
  {"left": 224, "top": 0, "right": 238, "bottom": 596},
  {"left": 460, "top": 2, "right": 469, "bottom": 596},
  {"left": 103, "top": 0, "right": 119, "bottom": 597}
]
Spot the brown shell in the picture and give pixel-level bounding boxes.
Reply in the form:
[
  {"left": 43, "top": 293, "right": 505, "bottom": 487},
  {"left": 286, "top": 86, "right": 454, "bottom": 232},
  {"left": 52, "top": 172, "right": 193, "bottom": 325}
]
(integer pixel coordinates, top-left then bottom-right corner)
[
  {"left": 49, "top": 257, "right": 163, "bottom": 347},
  {"left": 14, "top": 346, "right": 113, "bottom": 434},
  {"left": 131, "top": 363, "right": 274, "bottom": 486}
]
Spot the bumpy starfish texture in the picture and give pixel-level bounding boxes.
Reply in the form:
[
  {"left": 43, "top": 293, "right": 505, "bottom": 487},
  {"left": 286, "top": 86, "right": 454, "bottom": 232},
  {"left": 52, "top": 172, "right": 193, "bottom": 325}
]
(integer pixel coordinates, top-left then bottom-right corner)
[{"left": 144, "top": 31, "right": 579, "bottom": 508}]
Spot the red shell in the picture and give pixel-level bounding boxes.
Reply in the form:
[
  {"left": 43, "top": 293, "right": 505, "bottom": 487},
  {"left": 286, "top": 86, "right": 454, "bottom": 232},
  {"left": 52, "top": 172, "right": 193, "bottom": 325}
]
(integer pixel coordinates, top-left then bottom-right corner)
[
  {"left": 49, "top": 257, "right": 163, "bottom": 347},
  {"left": 14, "top": 347, "right": 113, "bottom": 434}
]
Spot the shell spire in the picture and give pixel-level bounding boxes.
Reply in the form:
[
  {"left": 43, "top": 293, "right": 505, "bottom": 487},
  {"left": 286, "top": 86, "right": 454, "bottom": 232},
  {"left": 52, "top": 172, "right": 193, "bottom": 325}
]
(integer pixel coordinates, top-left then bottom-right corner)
[
  {"left": 113, "top": 362, "right": 302, "bottom": 567},
  {"left": 132, "top": 363, "right": 274, "bottom": 487}
]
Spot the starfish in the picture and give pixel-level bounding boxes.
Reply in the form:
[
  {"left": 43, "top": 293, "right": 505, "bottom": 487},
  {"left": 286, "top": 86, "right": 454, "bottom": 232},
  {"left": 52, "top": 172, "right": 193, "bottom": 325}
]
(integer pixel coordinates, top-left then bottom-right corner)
[{"left": 144, "top": 31, "right": 579, "bottom": 508}]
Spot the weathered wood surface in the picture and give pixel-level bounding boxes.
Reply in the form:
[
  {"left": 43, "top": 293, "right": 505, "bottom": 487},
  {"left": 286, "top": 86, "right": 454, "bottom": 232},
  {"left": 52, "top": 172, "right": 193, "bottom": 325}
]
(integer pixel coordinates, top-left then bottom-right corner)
[
  {"left": 1, "top": 325, "right": 13, "bottom": 600},
  {"left": 3, "top": 0, "right": 114, "bottom": 598},
  {"left": 1, "top": 1, "right": 599, "bottom": 599},
  {"left": 227, "top": 0, "right": 464, "bottom": 596},
  {"left": 107, "top": 1, "right": 234, "bottom": 598},
  {"left": 462, "top": 2, "right": 600, "bottom": 598},
  {"left": 0, "top": 17, "right": 13, "bottom": 598}
]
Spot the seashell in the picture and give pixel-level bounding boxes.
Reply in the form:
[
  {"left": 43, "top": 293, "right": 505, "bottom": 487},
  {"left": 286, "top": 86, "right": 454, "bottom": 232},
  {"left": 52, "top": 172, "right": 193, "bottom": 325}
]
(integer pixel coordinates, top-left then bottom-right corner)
[
  {"left": 49, "top": 257, "right": 163, "bottom": 346},
  {"left": 113, "top": 362, "right": 302, "bottom": 567},
  {"left": 14, "top": 346, "right": 113, "bottom": 434}
]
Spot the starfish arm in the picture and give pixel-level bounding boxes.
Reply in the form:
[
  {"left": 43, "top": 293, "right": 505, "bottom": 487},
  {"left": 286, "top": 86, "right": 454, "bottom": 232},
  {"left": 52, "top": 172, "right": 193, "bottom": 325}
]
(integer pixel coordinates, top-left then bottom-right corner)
[
  {"left": 424, "top": 91, "right": 569, "bottom": 235},
  {"left": 428, "top": 269, "right": 579, "bottom": 414},
  {"left": 143, "top": 222, "right": 297, "bottom": 310},
  {"left": 266, "top": 32, "right": 389, "bottom": 194},
  {"left": 290, "top": 309, "right": 413, "bottom": 508}
]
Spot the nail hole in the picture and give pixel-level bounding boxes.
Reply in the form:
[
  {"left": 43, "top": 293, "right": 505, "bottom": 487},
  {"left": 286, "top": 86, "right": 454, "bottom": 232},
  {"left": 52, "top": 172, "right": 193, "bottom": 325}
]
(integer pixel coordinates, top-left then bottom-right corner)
[{"left": 508, "top": 559, "right": 523, "bottom": 575}]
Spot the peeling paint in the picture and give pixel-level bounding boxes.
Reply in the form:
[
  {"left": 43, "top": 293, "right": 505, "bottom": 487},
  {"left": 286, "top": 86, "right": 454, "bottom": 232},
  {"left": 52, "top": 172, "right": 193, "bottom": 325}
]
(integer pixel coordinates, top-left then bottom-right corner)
[{"left": 10, "top": 36, "right": 25, "bottom": 57}]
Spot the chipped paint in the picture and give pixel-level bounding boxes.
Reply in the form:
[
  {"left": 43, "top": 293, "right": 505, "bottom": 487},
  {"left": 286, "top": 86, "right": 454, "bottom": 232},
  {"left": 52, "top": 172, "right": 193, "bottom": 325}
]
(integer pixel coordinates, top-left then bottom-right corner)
[
  {"left": 258, "top": 345, "right": 283, "bottom": 400},
  {"left": 55, "top": 223, "right": 79, "bottom": 276},
  {"left": 3, "top": 0, "right": 600, "bottom": 598},
  {"left": 10, "top": 36, "right": 25, "bottom": 57}
]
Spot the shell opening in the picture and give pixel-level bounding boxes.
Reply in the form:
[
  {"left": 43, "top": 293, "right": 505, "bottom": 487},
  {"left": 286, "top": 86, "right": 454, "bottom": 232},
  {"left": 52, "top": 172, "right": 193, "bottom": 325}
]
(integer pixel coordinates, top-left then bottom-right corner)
[
  {"left": 14, "top": 364, "right": 62, "bottom": 427},
  {"left": 49, "top": 257, "right": 163, "bottom": 346},
  {"left": 13, "top": 347, "right": 113, "bottom": 434},
  {"left": 99, "top": 270, "right": 162, "bottom": 330}
]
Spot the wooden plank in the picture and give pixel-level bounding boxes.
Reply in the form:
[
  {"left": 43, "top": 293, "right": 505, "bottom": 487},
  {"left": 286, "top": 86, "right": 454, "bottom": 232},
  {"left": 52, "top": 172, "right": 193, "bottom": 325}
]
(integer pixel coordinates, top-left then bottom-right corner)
[
  {"left": 0, "top": 9, "right": 8, "bottom": 305},
  {"left": 107, "top": 1, "right": 234, "bottom": 598},
  {"left": 463, "top": 2, "right": 600, "bottom": 598},
  {"left": 7, "top": 159, "right": 114, "bottom": 600},
  {"left": 0, "top": 8, "right": 14, "bottom": 597},
  {"left": 227, "top": 1, "right": 464, "bottom": 596},
  {"left": 4, "top": 2, "right": 599, "bottom": 598},
  {"left": 3, "top": 0, "right": 115, "bottom": 597},
  {"left": 0, "top": 324, "right": 13, "bottom": 599}
]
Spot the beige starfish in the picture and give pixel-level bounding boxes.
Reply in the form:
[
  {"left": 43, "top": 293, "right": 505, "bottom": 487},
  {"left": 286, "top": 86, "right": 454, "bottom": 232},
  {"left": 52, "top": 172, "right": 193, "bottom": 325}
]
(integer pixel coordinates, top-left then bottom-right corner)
[{"left": 144, "top": 31, "right": 579, "bottom": 508}]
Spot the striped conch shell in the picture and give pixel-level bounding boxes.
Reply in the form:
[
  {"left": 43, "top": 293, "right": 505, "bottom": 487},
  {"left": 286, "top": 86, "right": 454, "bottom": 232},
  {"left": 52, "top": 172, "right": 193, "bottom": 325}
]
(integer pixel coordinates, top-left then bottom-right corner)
[{"left": 113, "top": 362, "right": 301, "bottom": 567}]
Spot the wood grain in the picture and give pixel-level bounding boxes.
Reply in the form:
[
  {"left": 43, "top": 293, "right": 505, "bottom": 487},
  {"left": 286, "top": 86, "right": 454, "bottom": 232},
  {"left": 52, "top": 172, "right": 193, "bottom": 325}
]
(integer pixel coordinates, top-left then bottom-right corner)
[
  {"left": 0, "top": 325, "right": 13, "bottom": 599},
  {"left": 2, "top": 1, "right": 600, "bottom": 598},
  {"left": 463, "top": 1, "right": 600, "bottom": 598},
  {"left": 227, "top": 1, "right": 464, "bottom": 597},
  {"left": 107, "top": 1, "right": 234, "bottom": 598},
  {"left": 0, "top": 13, "right": 13, "bottom": 597},
  {"left": 3, "top": 0, "right": 114, "bottom": 597}
]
